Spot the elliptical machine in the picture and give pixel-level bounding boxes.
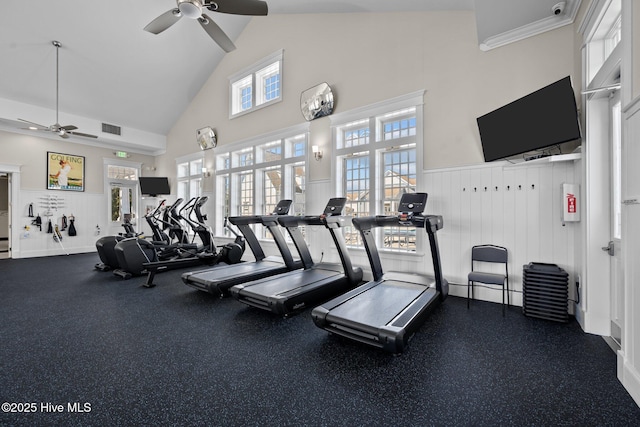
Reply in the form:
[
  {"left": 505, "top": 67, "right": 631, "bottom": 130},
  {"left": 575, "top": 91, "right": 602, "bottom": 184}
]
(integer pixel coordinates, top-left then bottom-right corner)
[
  {"left": 113, "top": 196, "right": 246, "bottom": 285},
  {"left": 94, "top": 214, "right": 139, "bottom": 271},
  {"left": 220, "top": 217, "right": 245, "bottom": 265}
]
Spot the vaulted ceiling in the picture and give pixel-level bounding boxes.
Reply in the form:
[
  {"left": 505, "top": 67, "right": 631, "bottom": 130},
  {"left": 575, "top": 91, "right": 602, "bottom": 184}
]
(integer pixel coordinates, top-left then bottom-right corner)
[{"left": 0, "top": 0, "right": 580, "bottom": 154}]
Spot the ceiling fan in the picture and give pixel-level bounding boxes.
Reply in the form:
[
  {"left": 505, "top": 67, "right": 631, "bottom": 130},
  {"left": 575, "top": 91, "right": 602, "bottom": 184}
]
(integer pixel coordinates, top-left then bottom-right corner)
[
  {"left": 18, "top": 41, "right": 98, "bottom": 140},
  {"left": 144, "top": 0, "right": 268, "bottom": 53}
]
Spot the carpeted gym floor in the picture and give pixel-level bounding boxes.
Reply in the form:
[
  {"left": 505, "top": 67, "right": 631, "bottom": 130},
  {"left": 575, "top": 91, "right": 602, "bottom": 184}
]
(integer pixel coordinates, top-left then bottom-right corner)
[{"left": 1, "top": 253, "right": 639, "bottom": 426}]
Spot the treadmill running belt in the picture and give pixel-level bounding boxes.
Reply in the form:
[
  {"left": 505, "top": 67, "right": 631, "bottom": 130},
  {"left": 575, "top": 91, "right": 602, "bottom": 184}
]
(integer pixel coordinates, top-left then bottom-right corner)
[
  {"left": 240, "top": 267, "right": 341, "bottom": 296},
  {"left": 326, "top": 280, "right": 427, "bottom": 326},
  {"left": 185, "top": 258, "right": 283, "bottom": 286}
]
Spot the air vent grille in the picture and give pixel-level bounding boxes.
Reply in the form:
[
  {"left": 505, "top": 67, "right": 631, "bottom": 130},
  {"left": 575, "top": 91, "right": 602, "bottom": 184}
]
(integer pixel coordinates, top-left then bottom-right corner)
[{"left": 102, "top": 123, "right": 121, "bottom": 136}]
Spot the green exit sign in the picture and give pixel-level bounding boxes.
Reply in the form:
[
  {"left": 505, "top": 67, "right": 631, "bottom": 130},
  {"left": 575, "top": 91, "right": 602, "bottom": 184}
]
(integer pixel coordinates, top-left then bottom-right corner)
[{"left": 116, "top": 151, "right": 128, "bottom": 158}]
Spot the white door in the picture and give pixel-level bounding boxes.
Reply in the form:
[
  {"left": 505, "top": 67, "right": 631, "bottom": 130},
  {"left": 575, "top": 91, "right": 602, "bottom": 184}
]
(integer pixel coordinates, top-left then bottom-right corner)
[
  {"left": 608, "top": 92, "right": 623, "bottom": 347},
  {"left": 0, "top": 173, "right": 9, "bottom": 259}
]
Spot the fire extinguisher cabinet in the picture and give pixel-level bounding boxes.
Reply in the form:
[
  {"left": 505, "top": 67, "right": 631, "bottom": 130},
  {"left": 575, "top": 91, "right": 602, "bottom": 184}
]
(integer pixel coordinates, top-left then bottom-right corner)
[
  {"left": 522, "top": 262, "right": 569, "bottom": 323},
  {"left": 562, "top": 183, "right": 580, "bottom": 224}
]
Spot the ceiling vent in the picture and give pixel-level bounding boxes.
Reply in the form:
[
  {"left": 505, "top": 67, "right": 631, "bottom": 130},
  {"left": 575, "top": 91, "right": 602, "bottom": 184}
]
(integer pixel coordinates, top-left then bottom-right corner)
[{"left": 102, "top": 123, "right": 121, "bottom": 136}]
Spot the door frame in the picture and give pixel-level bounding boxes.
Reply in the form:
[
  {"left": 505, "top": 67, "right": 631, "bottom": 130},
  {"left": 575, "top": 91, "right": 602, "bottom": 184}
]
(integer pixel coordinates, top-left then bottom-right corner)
[
  {"left": 102, "top": 158, "right": 141, "bottom": 237},
  {"left": 0, "top": 163, "right": 20, "bottom": 259},
  {"left": 609, "top": 90, "right": 623, "bottom": 348}
]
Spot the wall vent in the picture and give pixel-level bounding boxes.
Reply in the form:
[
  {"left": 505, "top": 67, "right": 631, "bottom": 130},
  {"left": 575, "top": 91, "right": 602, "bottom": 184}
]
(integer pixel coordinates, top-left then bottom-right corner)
[{"left": 102, "top": 123, "right": 122, "bottom": 136}]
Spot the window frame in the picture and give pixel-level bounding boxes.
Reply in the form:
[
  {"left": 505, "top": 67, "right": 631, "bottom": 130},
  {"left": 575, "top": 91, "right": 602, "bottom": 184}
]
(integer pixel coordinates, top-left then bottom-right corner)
[
  {"left": 331, "top": 91, "right": 425, "bottom": 254},
  {"left": 214, "top": 123, "right": 310, "bottom": 240},
  {"left": 229, "top": 50, "right": 283, "bottom": 119},
  {"left": 175, "top": 152, "right": 204, "bottom": 202}
]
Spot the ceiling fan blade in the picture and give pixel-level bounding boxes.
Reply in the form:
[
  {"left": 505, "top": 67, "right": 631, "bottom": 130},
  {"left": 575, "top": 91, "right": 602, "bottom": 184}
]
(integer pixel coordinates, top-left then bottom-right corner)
[
  {"left": 17, "top": 118, "right": 48, "bottom": 129},
  {"left": 144, "top": 9, "right": 182, "bottom": 34},
  {"left": 68, "top": 131, "right": 98, "bottom": 139},
  {"left": 207, "top": 0, "right": 268, "bottom": 16},
  {"left": 199, "top": 14, "right": 236, "bottom": 52},
  {"left": 59, "top": 131, "right": 70, "bottom": 139},
  {"left": 60, "top": 125, "right": 78, "bottom": 131}
]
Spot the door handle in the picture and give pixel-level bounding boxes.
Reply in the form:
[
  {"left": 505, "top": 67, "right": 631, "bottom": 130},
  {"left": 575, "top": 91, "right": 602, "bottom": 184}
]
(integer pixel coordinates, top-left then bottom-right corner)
[{"left": 602, "top": 241, "right": 614, "bottom": 256}]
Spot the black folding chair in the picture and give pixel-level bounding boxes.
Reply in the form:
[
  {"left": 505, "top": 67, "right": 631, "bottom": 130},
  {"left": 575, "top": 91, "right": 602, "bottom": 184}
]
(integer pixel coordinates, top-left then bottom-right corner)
[{"left": 467, "top": 245, "right": 509, "bottom": 316}]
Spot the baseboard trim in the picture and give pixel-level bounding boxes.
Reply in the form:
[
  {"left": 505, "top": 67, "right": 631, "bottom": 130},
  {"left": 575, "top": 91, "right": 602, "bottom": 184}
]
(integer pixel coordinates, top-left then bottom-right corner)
[
  {"left": 620, "top": 354, "right": 640, "bottom": 407},
  {"left": 14, "top": 247, "right": 95, "bottom": 259}
]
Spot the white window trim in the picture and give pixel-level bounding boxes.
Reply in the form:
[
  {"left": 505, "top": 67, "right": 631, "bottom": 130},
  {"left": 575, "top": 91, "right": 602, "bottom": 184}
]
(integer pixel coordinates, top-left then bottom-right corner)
[
  {"left": 214, "top": 123, "right": 310, "bottom": 237},
  {"left": 331, "top": 91, "right": 425, "bottom": 255},
  {"left": 228, "top": 49, "right": 284, "bottom": 119},
  {"left": 175, "top": 152, "right": 205, "bottom": 169},
  {"left": 175, "top": 152, "right": 205, "bottom": 200},
  {"left": 331, "top": 90, "right": 425, "bottom": 191}
]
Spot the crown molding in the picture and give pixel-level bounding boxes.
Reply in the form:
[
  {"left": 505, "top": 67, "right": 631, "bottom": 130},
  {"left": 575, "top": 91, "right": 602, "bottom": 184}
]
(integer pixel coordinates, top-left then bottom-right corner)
[{"left": 480, "top": 0, "right": 582, "bottom": 51}]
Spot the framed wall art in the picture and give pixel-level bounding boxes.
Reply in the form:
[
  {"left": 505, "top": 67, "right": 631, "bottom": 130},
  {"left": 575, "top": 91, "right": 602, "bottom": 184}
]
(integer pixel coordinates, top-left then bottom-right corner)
[{"left": 47, "top": 151, "right": 85, "bottom": 191}]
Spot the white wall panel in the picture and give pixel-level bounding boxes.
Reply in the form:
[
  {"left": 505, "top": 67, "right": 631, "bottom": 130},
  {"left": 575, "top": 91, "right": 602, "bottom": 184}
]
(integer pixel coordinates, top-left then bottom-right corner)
[
  {"left": 424, "top": 160, "right": 580, "bottom": 308},
  {"left": 16, "top": 190, "right": 105, "bottom": 258}
]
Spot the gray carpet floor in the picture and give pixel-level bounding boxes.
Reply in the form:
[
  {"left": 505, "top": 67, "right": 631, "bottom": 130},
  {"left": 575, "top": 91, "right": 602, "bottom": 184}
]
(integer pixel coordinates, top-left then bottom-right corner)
[{"left": 1, "top": 253, "right": 639, "bottom": 426}]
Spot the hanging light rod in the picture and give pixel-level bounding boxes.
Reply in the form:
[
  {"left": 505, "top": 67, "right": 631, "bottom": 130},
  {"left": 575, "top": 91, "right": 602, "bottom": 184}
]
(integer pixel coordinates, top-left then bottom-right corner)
[{"left": 581, "top": 83, "right": 621, "bottom": 94}]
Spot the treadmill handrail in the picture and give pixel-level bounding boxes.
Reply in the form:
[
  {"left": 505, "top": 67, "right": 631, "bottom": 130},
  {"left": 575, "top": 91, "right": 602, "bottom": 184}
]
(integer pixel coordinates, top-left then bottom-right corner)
[
  {"left": 228, "top": 215, "right": 298, "bottom": 268},
  {"left": 352, "top": 212, "right": 446, "bottom": 291},
  {"left": 278, "top": 214, "right": 349, "bottom": 228}
]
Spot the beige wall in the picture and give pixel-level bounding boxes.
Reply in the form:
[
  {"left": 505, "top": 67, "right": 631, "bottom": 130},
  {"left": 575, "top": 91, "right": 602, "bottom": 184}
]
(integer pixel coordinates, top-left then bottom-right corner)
[
  {"left": 159, "top": 11, "right": 579, "bottom": 180},
  {"left": 0, "top": 130, "right": 155, "bottom": 192}
]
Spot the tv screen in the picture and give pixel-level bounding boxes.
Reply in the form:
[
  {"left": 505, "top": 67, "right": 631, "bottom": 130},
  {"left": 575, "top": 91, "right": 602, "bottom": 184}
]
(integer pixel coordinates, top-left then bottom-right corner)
[
  {"left": 139, "top": 177, "right": 170, "bottom": 196},
  {"left": 476, "top": 76, "right": 581, "bottom": 162}
]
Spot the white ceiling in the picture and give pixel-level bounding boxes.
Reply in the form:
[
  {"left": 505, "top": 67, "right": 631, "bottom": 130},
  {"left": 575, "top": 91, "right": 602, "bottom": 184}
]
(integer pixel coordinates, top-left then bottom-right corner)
[{"left": 0, "top": 0, "right": 578, "bottom": 154}]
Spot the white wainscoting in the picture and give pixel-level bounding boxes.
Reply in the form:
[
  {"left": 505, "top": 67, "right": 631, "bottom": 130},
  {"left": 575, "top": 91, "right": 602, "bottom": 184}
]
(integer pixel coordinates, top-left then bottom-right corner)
[
  {"left": 424, "top": 159, "right": 581, "bottom": 308},
  {"left": 16, "top": 190, "right": 105, "bottom": 258}
]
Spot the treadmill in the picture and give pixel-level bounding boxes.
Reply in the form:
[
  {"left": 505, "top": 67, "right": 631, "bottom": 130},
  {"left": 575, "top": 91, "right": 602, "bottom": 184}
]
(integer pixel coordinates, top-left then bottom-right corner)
[
  {"left": 311, "top": 193, "right": 448, "bottom": 354},
  {"left": 229, "top": 198, "right": 363, "bottom": 317},
  {"left": 181, "top": 200, "right": 302, "bottom": 297}
]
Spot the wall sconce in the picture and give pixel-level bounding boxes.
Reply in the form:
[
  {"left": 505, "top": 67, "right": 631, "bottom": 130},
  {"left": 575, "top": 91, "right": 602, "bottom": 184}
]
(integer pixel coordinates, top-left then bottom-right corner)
[
  {"left": 312, "top": 145, "right": 323, "bottom": 161},
  {"left": 202, "top": 167, "right": 211, "bottom": 177}
]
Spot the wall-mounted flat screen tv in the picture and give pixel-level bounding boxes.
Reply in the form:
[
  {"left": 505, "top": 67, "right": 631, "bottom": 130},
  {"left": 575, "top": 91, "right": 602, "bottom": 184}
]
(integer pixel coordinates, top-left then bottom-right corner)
[
  {"left": 139, "top": 177, "right": 170, "bottom": 196},
  {"left": 476, "top": 76, "right": 581, "bottom": 162}
]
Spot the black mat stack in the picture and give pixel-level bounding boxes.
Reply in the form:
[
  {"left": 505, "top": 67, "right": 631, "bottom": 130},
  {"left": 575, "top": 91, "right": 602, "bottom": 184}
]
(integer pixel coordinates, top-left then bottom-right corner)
[{"left": 522, "top": 262, "right": 569, "bottom": 323}]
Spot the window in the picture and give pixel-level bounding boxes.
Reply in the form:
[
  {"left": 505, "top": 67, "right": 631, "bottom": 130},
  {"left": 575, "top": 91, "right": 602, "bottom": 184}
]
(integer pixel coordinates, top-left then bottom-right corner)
[
  {"left": 332, "top": 92, "right": 423, "bottom": 253},
  {"left": 229, "top": 50, "right": 283, "bottom": 118},
  {"left": 584, "top": 0, "right": 622, "bottom": 84},
  {"left": 176, "top": 153, "right": 204, "bottom": 202},
  {"left": 215, "top": 125, "right": 308, "bottom": 239}
]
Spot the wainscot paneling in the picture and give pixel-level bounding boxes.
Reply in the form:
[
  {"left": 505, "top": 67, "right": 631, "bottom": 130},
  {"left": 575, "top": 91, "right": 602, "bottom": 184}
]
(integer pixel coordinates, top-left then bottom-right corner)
[
  {"left": 16, "top": 190, "right": 105, "bottom": 258},
  {"left": 424, "top": 159, "right": 580, "bottom": 309}
]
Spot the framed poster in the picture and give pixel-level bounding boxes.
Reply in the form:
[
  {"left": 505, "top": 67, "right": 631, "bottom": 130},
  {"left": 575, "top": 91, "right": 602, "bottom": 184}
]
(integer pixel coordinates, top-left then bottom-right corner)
[{"left": 47, "top": 152, "right": 85, "bottom": 191}]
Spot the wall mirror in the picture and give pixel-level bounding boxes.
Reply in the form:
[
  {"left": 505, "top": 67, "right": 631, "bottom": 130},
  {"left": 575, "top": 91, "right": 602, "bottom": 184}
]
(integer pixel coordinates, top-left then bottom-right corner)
[
  {"left": 197, "top": 127, "right": 217, "bottom": 150},
  {"left": 300, "top": 83, "right": 334, "bottom": 121}
]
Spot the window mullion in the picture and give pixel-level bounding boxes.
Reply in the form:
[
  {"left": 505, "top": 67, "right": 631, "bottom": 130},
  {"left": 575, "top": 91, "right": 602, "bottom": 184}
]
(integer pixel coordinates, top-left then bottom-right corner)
[{"left": 252, "top": 73, "right": 257, "bottom": 112}]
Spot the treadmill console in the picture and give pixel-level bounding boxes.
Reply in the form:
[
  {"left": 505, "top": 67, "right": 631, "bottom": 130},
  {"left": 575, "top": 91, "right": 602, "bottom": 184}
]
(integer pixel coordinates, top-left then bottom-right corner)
[
  {"left": 272, "top": 199, "right": 293, "bottom": 215},
  {"left": 323, "top": 198, "right": 347, "bottom": 216},
  {"left": 398, "top": 193, "right": 428, "bottom": 214}
]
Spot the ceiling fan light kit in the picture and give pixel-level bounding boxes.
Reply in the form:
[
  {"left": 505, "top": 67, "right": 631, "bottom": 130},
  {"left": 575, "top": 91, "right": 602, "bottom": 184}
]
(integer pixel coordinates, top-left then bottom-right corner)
[
  {"left": 144, "top": 0, "right": 268, "bottom": 52},
  {"left": 178, "top": 0, "right": 203, "bottom": 19},
  {"left": 18, "top": 41, "right": 98, "bottom": 140}
]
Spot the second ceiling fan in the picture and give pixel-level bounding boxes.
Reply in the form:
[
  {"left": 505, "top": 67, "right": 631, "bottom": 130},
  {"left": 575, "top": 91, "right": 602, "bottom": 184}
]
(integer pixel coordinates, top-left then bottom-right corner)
[
  {"left": 18, "top": 41, "right": 98, "bottom": 140},
  {"left": 144, "top": 0, "right": 268, "bottom": 53}
]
